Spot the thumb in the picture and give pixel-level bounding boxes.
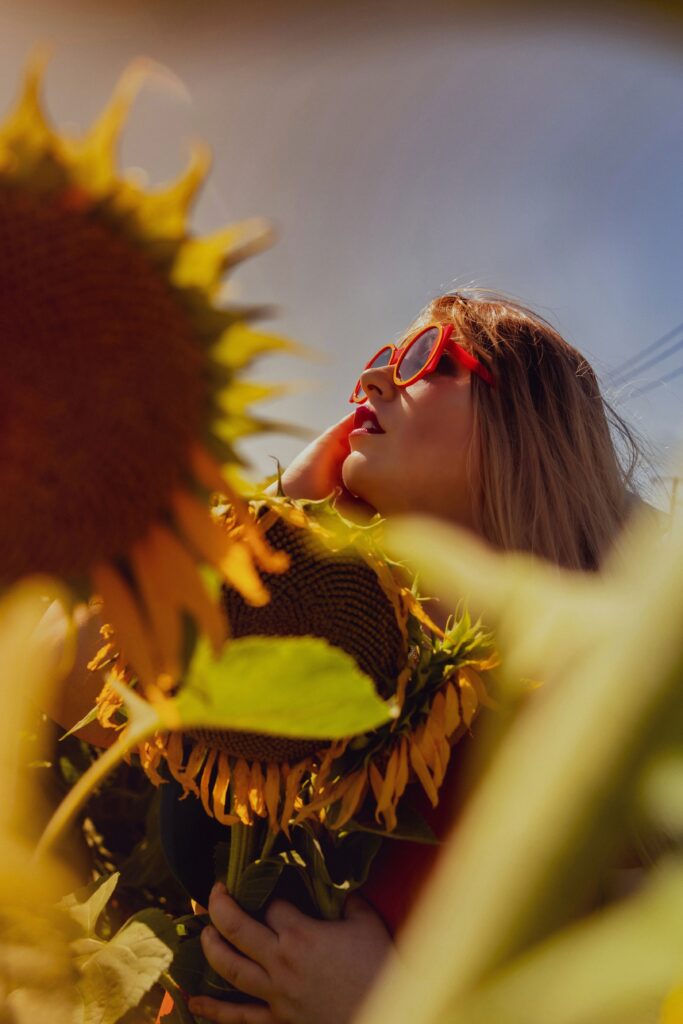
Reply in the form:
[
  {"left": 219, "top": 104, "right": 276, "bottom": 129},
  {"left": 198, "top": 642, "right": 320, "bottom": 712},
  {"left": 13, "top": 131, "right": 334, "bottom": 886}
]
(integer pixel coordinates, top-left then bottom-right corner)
[{"left": 343, "top": 893, "right": 379, "bottom": 921}]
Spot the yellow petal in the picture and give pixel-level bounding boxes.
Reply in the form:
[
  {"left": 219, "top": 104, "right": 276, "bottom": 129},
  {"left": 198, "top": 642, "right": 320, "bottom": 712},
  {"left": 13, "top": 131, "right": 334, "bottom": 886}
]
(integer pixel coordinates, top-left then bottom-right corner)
[
  {"left": 368, "top": 763, "right": 385, "bottom": 823},
  {"left": 213, "top": 753, "right": 239, "bottom": 825},
  {"left": 445, "top": 679, "right": 462, "bottom": 735},
  {"left": 394, "top": 738, "right": 410, "bottom": 801},
  {"left": 417, "top": 722, "right": 440, "bottom": 776},
  {"left": 265, "top": 762, "right": 282, "bottom": 834},
  {"left": 91, "top": 563, "right": 158, "bottom": 690},
  {"left": 458, "top": 670, "right": 479, "bottom": 728},
  {"left": 133, "top": 141, "right": 210, "bottom": 239},
  {"left": 131, "top": 533, "right": 182, "bottom": 681},
  {"left": 335, "top": 769, "right": 369, "bottom": 829},
  {"left": 280, "top": 760, "right": 309, "bottom": 837},
  {"left": 173, "top": 489, "right": 270, "bottom": 607},
  {"left": 461, "top": 665, "right": 500, "bottom": 710},
  {"left": 377, "top": 748, "right": 400, "bottom": 817},
  {"left": 171, "top": 219, "right": 274, "bottom": 294},
  {"left": 232, "top": 758, "right": 253, "bottom": 825},
  {"left": 410, "top": 741, "right": 439, "bottom": 807},
  {"left": 430, "top": 691, "right": 448, "bottom": 741},
  {"left": 138, "top": 735, "right": 167, "bottom": 786},
  {"left": 249, "top": 761, "right": 266, "bottom": 817},
  {"left": 0, "top": 49, "right": 54, "bottom": 161},
  {"left": 64, "top": 58, "right": 150, "bottom": 195},
  {"left": 149, "top": 524, "right": 227, "bottom": 653},
  {"left": 177, "top": 741, "right": 210, "bottom": 797},
  {"left": 199, "top": 747, "right": 219, "bottom": 818}
]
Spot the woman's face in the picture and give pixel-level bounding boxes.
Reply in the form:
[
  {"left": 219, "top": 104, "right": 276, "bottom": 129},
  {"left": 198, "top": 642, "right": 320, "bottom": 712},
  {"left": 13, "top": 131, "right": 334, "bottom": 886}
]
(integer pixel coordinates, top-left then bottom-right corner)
[{"left": 341, "top": 333, "right": 479, "bottom": 527}]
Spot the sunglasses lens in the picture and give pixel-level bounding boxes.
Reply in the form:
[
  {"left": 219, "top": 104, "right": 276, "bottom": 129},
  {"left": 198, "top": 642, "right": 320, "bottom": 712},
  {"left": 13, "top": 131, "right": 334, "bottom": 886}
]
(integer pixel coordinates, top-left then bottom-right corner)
[
  {"left": 368, "top": 348, "right": 393, "bottom": 370},
  {"left": 396, "top": 327, "right": 439, "bottom": 382}
]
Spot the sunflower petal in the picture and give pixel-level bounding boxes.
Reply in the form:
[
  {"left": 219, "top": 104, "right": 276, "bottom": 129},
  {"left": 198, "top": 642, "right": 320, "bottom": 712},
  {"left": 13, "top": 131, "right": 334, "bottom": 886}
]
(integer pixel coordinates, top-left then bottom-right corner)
[
  {"left": 458, "top": 670, "right": 479, "bottom": 727},
  {"left": 410, "top": 741, "right": 439, "bottom": 807},
  {"left": 173, "top": 489, "right": 271, "bottom": 607},
  {"left": 232, "top": 758, "right": 253, "bottom": 825},
  {"left": 445, "top": 679, "right": 462, "bottom": 735},
  {"left": 265, "top": 762, "right": 282, "bottom": 834},
  {"left": 334, "top": 768, "right": 369, "bottom": 829},
  {"left": 213, "top": 753, "right": 239, "bottom": 825},
  {"left": 199, "top": 747, "right": 219, "bottom": 818},
  {"left": 131, "top": 533, "right": 182, "bottom": 681},
  {"left": 91, "top": 563, "right": 158, "bottom": 690},
  {"left": 249, "top": 761, "right": 266, "bottom": 817},
  {"left": 280, "top": 760, "right": 309, "bottom": 837},
  {"left": 148, "top": 524, "right": 226, "bottom": 653}
]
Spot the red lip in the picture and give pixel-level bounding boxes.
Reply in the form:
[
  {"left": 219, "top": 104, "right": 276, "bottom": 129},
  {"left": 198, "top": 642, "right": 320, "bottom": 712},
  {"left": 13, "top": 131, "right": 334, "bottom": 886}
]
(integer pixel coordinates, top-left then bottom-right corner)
[{"left": 351, "top": 406, "right": 385, "bottom": 435}]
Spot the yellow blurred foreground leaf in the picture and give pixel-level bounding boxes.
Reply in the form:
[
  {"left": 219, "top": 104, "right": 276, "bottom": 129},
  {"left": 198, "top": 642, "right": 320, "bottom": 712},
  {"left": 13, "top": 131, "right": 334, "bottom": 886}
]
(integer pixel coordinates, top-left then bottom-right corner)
[{"left": 355, "top": 503, "right": 683, "bottom": 1024}]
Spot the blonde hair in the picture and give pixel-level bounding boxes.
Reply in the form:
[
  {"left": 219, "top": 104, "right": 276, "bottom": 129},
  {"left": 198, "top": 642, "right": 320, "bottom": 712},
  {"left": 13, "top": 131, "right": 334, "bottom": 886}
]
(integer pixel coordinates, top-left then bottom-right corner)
[{"left": 408, "top": 291, "right": 644, "bottom": 571}]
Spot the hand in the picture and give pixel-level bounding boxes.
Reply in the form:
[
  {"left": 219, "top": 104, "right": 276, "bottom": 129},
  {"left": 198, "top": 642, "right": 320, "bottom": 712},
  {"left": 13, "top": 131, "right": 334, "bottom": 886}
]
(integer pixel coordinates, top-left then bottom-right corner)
[
  {"left": 276, "top": 413, "right": 376, "bottom": 521},
  {"left": 187, "top": 883, "right": 394, "bottom": 1024},
  {"left": 278, "top": 413, "right": 356, "bottom": 502}
]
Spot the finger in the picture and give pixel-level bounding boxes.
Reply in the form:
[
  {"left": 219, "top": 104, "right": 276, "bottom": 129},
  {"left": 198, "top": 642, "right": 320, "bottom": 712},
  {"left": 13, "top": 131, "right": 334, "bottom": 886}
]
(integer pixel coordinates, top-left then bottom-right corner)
[
  {"left": 186, "top": 994, "right": 275, "bottom": 1024},
  {"left": 209, "top": 884, "right": 277, "bottom": 964},
  {"left": 325, "top": 412, "right": 356, "bottom": 443},
  {"left": 201, "top": 925, "right": 271, "bottom": 1001},
  {"left": 263, "top": 898, "right": 309, "bottom": 937}
]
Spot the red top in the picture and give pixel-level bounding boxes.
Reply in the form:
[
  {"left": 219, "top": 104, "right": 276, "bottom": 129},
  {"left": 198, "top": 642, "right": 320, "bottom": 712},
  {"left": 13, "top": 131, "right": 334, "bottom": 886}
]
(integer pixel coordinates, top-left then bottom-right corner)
[{"left": 360, "top": 733, "right": 474, "bottom": 936}]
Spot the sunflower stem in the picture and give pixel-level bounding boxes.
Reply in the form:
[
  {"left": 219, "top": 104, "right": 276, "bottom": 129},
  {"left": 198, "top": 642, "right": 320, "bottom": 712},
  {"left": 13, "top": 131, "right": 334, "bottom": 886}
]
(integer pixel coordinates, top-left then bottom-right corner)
[
  {"left": 260, "top": 827, "right": 277, "bottom": 861},
  {"left": 226, "top": 788, "right": 260, "bottom": 898},
  {"left": 32, "top": 713, "right": 158, "bottom": 862}
]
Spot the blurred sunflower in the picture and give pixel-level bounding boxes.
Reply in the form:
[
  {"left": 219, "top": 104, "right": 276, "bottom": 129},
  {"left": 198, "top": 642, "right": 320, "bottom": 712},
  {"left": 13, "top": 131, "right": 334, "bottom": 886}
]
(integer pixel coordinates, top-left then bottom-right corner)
[
  {"left": 108, "top": 496, "right": 499, "bottom": 835},
  {"left": 0, "top": 55, "right": 293, "bottom": 692}
]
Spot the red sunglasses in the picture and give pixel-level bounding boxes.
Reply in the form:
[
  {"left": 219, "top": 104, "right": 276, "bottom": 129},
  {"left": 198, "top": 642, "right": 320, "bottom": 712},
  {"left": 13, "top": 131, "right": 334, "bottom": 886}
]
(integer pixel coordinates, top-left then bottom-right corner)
[{"left": 349, "top": 323, "right": 495, "bottom": 404}]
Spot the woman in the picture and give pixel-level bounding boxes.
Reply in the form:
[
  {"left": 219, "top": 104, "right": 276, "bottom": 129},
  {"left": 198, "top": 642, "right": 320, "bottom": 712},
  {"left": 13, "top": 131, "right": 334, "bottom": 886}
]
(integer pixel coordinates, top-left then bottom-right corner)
[{"left": 183, "top": 290, "right": 645, "bottom": 1024}]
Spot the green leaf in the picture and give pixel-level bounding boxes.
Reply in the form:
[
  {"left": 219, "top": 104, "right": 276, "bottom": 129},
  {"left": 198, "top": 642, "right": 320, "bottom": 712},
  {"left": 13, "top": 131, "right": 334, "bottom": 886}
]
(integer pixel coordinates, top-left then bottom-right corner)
[
  {"left": 57, "top": 872, "right": 120, "bottom": 936},
  {"left": 58, "top": 703, "right": 99, "bottom": 741},
  {"left": 173, "top": 635, "right": 393, "bottom": 738},
  {"left": 77, "top": 908, "right": 178, "bottom": 1024},
  {"left": 167, "top": 934, "right": 206, "bottom": 996},
  {"left": 168, "top": 931, "right": 241, "bottom": 1002},
  {"left": 159, "top": 973, "right": 197, "bottom": 1024},
  {"left": 233, "top": 858, "right": 286, "bottom": 913}
]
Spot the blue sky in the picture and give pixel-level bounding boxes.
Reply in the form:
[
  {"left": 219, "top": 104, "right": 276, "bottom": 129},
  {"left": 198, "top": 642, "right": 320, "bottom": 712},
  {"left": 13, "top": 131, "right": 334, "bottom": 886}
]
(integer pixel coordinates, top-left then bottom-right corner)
[{"left": 1, "top": 1, "right": 681, "bottom": 502}]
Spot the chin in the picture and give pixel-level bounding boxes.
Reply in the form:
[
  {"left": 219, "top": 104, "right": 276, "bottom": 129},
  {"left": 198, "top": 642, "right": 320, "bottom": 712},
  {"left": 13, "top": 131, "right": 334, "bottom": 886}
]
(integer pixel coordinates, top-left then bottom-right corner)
[
  {"left": 341, "top": 452, "right": 375, "bottom": 505},
  {"left": 343, "top": 455, "right": 395, "bottom": 518}
]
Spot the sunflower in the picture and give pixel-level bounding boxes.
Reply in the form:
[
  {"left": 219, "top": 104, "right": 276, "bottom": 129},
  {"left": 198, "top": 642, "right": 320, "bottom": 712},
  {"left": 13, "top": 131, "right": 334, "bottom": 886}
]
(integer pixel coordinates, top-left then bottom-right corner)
[
  {"left": 0, "top": 54, "right": 293, "bottom": 692},
  {"left": 110, "top": 496, "right": 499, "bottom": 835}
]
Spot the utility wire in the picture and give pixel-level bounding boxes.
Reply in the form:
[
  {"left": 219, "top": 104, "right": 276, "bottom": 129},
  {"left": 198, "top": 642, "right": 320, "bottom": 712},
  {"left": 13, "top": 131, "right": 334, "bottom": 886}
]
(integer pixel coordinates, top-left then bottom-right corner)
[
  {"left": 624, "top": 360, "right": 683, "bottom": 401},
  {"left": 609, "top": 332, "right": 683, "bottom": 386},
  {"left": 607, "top": 319, "right": 683, "bottom": 384}
]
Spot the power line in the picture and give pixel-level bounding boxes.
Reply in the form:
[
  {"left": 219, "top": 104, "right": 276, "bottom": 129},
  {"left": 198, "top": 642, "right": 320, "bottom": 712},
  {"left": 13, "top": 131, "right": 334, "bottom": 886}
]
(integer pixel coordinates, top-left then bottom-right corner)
[
  {"left": 624, "top": 360, "right": 683, "bottom": 401},
  {"left": 607, "top": 319, "right": 683, "bottom": 384},
  {"left": 610, "top": 332, "right": 683, "bottom": 387}
]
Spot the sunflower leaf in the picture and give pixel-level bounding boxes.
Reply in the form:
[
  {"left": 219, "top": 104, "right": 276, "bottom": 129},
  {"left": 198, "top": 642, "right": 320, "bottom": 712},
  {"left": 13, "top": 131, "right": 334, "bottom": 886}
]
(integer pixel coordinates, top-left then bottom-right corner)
[
  {"left": 233, "top": 858, "right": 286, "bottom": 913},
  {"left": 77, "top": 908, "right": 177, "bottom": 1024},
  {"left": 57, "top": 872, "right": 120, "bottom": 936},
  {"left": 171, "top": 635, "right": 393, "bottom": 738}
]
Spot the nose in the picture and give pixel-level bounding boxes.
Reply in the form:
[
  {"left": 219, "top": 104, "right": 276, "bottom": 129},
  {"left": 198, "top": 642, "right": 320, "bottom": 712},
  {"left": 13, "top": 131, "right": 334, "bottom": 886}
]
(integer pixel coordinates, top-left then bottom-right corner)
[{"left": 358, "top": 363, "right": 397, "bottom": 402}]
